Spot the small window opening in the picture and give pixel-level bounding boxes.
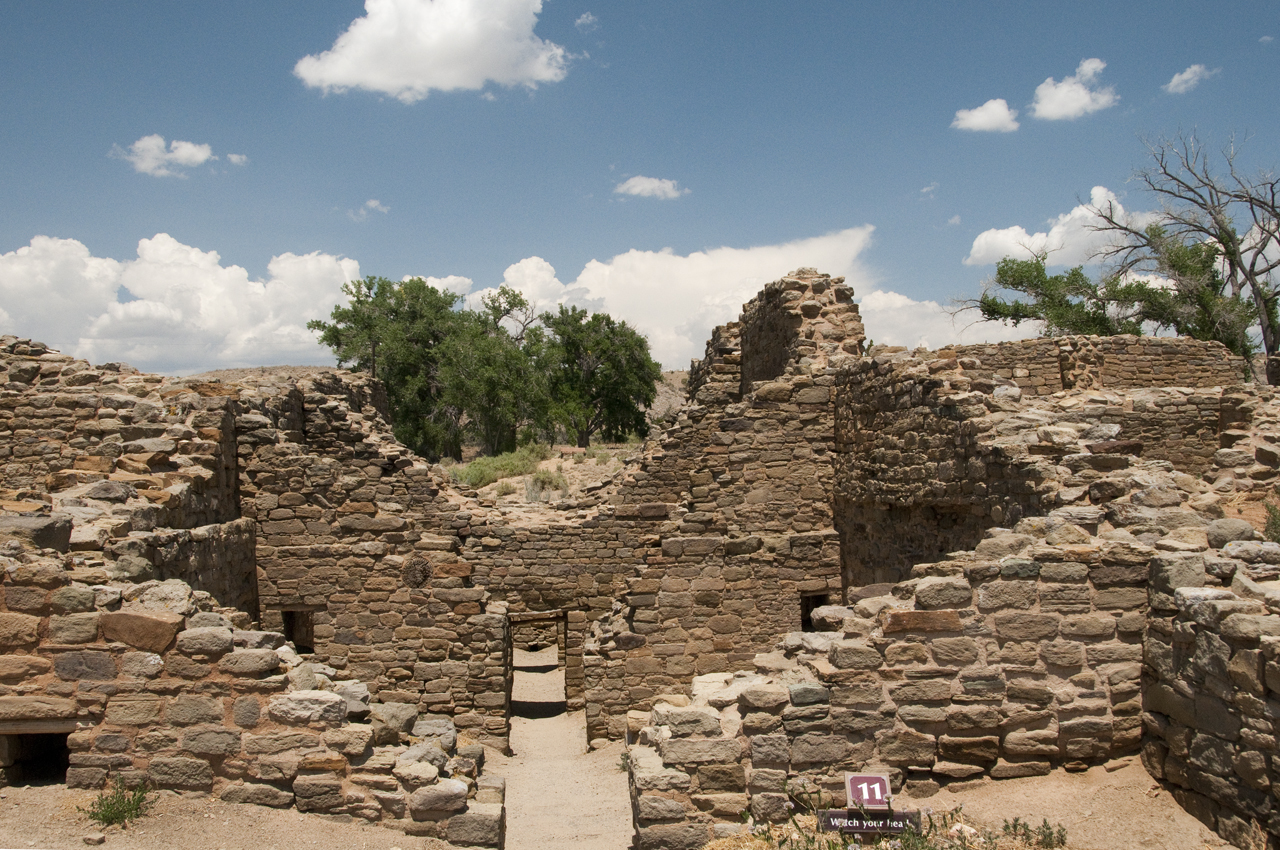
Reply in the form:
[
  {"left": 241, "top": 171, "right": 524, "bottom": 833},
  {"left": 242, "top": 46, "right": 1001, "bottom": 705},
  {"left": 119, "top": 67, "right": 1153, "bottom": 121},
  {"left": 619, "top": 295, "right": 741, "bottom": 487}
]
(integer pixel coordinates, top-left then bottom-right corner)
[
  {"left": 3, "top": 733, "right": 70, "bottom": 785},
  {"left": 281, "top": 610, "right": 315, "bottom": 654},
  {"left": 800, "top": 593, "right": 830, "bottom": 632}
]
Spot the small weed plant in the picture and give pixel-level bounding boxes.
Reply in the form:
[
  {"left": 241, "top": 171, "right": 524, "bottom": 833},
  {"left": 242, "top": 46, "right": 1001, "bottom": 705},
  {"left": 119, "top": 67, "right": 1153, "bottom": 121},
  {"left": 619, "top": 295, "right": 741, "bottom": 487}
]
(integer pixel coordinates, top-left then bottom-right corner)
[
  {"left": 495, "top": 480, "right": 517, "bottom": 497},
  {"left": 709, "top": 792, "right": 1067, "bottom": 850},
  {"left": 1002, "top": 818, "right": 1067, "bottom": 849},
  {"left": 78, "top": 778, "right": 154, "bottom": 826},
  {"left": 617, "top": 751, "right": 632, "bottom": 773}
]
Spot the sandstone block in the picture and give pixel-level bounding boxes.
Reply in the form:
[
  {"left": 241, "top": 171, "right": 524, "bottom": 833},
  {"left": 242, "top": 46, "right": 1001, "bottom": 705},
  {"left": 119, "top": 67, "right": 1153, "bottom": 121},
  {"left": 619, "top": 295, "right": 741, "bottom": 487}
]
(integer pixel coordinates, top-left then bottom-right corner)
[
  {"left": 448, "top": 803, "right": 505, "bottom": 848},
  {"left": 739, "top": 684, "right": 789, "bottom": 712},
  {"left": 0, "top": 654, "right": 52, "bottom": 681},
  {"left": 828, "top": 640, "right": 882, "bottom": 670},
  {"left": 49, "top": 586, "right": 96, "bottom": 614},
  {"left": 790, "top": 733, "right": 852, "bottom": 764},
  {"left": 220, "top": 783, "right": 294, "bottom": 807},
  {"left": 914, "top": 576, "right": 973, "bottom": 609},
  {"left": 268, "top": 690, "right": 346, "bottom": 726},
  {"left": 99, "top": 611, "right": 184, "bottom": 653},
  {"left": 167, "top": 694, "right": 224, "bottom": 726},
  {"left": 0, "top": 695, "right": 76, "bottom": 721},
  {"left": 659, "top": 736, "right": 741, "bottom": 765},
  {"left": 180, "top": 725, "right": 242, "bottom": 757},
  {"left": 0, "top": 515, "right": 71, "bottom": 552},
  {"left": 880, "top": 610, "right": 962, "bottom": 633},
  {"left": 148, "top": 756, "right": 214, "bottom": 790},
  {"left": 408, "top": 778, "right": 469, "bottom": 820},
  {"left": 54, "top": 651, "right": 116, "bottom": 680},
  {"left": 993, "top": 612, "right": 1059, "bottom": 642},
  {"left": 293, "top": 775, "right": 344, "bottom": 812},
  {"left": 637, "top": 794, "right": 686, "bottom": 821},
  {"left": 105, "top": 695, "right": 164, "bottom": 726},
  {"left": 0, "top": 613, "right": 40, "bottom": 649},
  {"left": 637, "top": 823, "right": 711, "bottom": 850},
  {"left": 175, "top": 627, "right": 233, "bottom": 657},
  {"left": 48, "top": 614, "right": 99, "bottom": 644},
  {"left": 652, "top": 704, "right": 722, "bottom": 737},
  {"left": 218, "top": 649, "right": 280, "bottom": 676}
]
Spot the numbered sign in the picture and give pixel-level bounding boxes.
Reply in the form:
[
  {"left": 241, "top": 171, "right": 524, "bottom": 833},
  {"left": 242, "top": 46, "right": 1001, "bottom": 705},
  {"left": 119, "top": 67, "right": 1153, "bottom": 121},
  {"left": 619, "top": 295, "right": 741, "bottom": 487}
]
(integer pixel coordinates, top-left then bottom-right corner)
[{"left": 845, "top": 773, "right": 891, "bottom": 810}]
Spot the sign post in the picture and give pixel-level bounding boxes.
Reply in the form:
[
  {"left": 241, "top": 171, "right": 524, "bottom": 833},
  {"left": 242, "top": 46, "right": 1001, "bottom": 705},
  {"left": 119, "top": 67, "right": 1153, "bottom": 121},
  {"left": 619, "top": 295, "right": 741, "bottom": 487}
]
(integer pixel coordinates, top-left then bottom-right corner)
[{"left": 817, "top": 774, "right": 920, "bottom": 837}]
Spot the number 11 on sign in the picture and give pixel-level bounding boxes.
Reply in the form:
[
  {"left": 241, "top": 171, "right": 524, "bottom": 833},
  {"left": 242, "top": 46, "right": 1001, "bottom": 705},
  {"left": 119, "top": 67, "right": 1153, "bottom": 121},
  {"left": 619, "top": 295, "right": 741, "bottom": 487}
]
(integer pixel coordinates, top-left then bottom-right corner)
[{"left": 845, "top": 774, "right": 891, "bottom": 810}]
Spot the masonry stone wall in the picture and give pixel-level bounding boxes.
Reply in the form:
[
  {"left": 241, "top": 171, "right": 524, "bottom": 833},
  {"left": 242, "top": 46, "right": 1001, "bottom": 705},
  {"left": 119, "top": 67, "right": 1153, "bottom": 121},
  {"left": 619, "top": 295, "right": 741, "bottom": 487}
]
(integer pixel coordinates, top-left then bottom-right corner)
[
  {"left": 581, "top": 269, "right": 864, "bottom": 741},
  {"left": 951, "top": 335, "right": 1244, "bottom": 397},
  {"left": 624, "top": 454, "right": 1276, "bottom": 849},
  {"left": 0, "top": 551, "right": 506, "bottom": 845}
]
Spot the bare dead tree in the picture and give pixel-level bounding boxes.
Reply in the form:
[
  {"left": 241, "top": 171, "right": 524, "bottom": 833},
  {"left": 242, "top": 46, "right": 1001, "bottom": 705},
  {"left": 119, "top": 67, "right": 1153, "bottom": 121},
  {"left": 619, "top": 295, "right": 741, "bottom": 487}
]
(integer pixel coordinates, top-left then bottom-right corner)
[{"left": 1090, "top": 133, "right": 1280, "bottom": 382}]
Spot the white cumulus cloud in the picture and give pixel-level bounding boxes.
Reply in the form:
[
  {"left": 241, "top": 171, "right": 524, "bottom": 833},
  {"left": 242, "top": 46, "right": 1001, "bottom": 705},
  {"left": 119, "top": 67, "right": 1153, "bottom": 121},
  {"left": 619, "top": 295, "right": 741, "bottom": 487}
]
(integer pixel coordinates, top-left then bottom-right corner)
[
  {"left": 402, "top": 274, "right": 475, "bottom": 297},
  {"left": 110, "top": 134, "right": 216, "bottom": 177},
  {"left": 294, "top": 0, "right": 568, "bottom": 103},
  {"left": 951, "top": 98, "right": 1019, "bottom": 132},
  {"left": 1163, "top": 64, "right": 1220, "bottom": 94},
  {"left": 613, "top": 176, "right": 689, "bottom": 199},
  {"left": 467, "top": 228, "right": 875, "bottom": 368},
  {"left": 0, "top": 234, "right": 359, "bottom": 374},
  {"left": 965, "top": 186, "right": 1153, "bottom": 266},
  {"left": 227, "top": 153, "right": 248, "bottom": 166},
  {"left": 1030, "top": 58, "right": 1118, "bottom": 120},
  {"left": 858, "top": 289, "right": 1039, "bottom": 351},
  {"left": 575, "top": 12, "right": 598, "bottom": 33}
]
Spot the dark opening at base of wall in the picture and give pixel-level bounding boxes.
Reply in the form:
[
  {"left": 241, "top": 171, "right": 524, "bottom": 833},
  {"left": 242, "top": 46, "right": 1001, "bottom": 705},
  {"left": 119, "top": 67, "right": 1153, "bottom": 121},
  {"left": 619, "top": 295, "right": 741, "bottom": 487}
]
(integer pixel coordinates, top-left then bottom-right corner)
[
  {"left": 0, "top": 733, "right": 70, "bottom": 786},
  {"left": 281, "top": 609, "right": 315, "bottom": 654},
  {"left": 800, "top": 592, "right": 830, "bottom": 632}
]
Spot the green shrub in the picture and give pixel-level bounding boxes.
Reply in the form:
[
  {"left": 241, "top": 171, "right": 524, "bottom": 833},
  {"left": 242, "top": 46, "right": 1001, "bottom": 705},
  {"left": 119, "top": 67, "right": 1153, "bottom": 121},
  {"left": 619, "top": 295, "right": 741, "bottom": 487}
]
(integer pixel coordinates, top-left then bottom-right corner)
[
  {"left": 525, "top": 468, "right": 569, "bottom": 500},
  {"left": 78, "top": 778, "right": 154, "bottom": 826},
  {"left": 495, "top": 480, "right": 517, "bottom": 497},
  {"left": 452, "top": 444, "right": 552, "bottom": 489},
  {"left": 1265, "top": 503, "right": 1280, "bottom": 543}
]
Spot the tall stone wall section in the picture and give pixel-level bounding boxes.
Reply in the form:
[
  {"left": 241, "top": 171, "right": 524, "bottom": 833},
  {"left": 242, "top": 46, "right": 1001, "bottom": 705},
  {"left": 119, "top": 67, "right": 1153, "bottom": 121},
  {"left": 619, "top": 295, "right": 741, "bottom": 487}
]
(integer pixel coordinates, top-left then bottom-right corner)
[
  {"left": 582, "top": 269, "right": 864, "bottom": 741},
  {"left": 229, "top": 373, "right": 514, "bottom": 749},
  {"left": 1143, "top": 567, "right": 1280, "bottom": 850}
]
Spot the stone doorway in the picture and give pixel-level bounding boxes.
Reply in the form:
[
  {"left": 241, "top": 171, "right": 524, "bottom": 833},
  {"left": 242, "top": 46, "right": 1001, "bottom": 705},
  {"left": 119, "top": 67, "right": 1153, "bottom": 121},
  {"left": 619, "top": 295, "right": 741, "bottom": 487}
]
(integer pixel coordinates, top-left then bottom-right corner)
[
  {"left": 0, "top": 731, "right": 71, "bottom": 786},
  {"left": 508, "top": 610, "right": 567, "bottom": 719}
]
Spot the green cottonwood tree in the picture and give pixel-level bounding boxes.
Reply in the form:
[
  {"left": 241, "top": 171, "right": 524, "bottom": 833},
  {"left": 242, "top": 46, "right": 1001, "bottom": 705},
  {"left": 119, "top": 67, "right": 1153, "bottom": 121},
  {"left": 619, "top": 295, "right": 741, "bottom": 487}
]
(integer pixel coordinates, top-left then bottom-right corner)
[{"left": 541, "top": 305, "right": 662, "bottom": 448}]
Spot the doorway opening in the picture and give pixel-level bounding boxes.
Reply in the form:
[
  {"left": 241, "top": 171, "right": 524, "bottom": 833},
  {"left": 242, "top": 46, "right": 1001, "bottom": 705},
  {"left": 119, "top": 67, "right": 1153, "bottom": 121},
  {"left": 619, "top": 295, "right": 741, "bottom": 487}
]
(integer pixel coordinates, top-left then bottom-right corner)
[
  {"left": 1, "top": 733, "right": 70, "bottom": 785},
  {"left": 800, "top": 592, "right": 830, "bottom": 632},
  {"left": 280, "top": 609, "right": 315, "bottom": 654},
  {"left": 508, "top": 610, "right": 567, "bottom": 718}
]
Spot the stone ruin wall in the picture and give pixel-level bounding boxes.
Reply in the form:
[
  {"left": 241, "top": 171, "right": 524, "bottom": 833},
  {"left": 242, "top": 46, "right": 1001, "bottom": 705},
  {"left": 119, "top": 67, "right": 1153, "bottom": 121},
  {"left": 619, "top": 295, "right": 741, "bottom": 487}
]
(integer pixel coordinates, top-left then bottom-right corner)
[
  {"left": 835, "top": 340, "right": 1255, "bottom": 589},
  {"left": 582, "top": 269, "right": 864, "bottom": 740},
  {"left": 952, "top": 335, "right": 1246, "bottom": 396},
  {"left": 0, "top": 554, "right": 506, "bottom": 846},
  {"left": 625, "top": 440, "right": 1280, "bottom": 850},
  {"left": 2, "top": 270, "right": 1278, "bottom": 850}
]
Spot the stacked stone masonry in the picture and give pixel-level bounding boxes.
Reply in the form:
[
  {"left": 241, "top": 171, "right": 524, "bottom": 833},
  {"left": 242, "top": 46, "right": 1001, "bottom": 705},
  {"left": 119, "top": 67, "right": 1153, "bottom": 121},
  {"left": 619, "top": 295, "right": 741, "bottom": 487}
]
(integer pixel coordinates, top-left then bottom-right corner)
[{"left": 2, "top": 270, "right": 1279, "bottom": 850}]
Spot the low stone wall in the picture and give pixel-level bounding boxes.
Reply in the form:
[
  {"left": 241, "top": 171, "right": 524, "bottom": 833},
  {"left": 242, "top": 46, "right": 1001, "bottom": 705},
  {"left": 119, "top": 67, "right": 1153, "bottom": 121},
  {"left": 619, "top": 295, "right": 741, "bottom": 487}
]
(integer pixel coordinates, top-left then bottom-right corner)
[
  {"left": 951, "top": 335, "right": 1244, "bottom": 396},
  {"left": 0, "top": 553, "right": 506, "bottom": 847}
]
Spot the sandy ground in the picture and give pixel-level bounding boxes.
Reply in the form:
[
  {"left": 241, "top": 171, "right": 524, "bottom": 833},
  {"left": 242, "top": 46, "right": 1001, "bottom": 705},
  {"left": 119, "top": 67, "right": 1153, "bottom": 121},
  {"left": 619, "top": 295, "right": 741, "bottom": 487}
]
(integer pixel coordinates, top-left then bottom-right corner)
[
  {"left": 898, "top": 760, "right": 1234, "bottom": 850},
  {"left": 0, "top": 784, "right": 413, "bottom": 850}
]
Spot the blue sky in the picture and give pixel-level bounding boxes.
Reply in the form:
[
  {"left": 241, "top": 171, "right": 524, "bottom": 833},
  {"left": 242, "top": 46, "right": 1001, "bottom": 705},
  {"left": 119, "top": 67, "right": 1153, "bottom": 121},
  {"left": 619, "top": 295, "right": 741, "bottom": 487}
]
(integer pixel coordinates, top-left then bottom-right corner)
[{"left": 2, "top": 1, "right": 1278, "bottom": 372}]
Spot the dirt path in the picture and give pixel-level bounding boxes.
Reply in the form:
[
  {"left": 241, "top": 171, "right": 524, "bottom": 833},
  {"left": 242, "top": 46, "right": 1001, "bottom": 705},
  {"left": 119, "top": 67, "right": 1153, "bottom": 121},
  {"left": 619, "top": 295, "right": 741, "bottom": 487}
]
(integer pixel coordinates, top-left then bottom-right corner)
[
  {"left": 487, "top": 712, "right": 632, "bottom": 850},
  {"left": 901, "top": 760, "right": 1234, "bottom": 850},
  {"left": 488, "top": 648, "right": 633, "bottom": 850}
]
